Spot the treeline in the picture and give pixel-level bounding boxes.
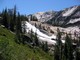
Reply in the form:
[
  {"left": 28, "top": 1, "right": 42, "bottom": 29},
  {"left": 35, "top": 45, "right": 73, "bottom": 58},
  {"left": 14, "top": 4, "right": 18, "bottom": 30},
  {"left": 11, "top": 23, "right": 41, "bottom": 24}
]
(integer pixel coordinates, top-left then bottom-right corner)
[
  {"left": 24, "top": 29, "right": 49, "bottom": 52},
  {"left": 0, "top": 6, "right": 28, "bottom": 31},
  {"left": 0, "top": 6, "right": 49, "bottom": 53},
  {"left": 54, "top": 28, "right": 80, "bottom": 60},
  {"left": 0, "top": 6, "right": 28, "bottom": 44}
]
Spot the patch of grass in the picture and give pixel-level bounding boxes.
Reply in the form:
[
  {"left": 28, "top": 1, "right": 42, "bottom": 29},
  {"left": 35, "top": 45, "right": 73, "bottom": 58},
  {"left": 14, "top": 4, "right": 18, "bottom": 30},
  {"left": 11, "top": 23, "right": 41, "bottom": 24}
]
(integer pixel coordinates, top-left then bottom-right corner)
[{"left": 0, "top": 26, "right": 53, "bottom": 60}]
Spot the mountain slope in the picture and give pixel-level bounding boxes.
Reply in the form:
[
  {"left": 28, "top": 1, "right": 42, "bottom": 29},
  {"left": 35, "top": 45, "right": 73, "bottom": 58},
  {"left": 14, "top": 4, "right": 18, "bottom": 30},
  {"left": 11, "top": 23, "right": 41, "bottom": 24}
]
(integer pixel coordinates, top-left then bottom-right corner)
[
  {"left": 27, "top": 5, "right": 80, "bottom": 28},
  {"left": 22, "top": 21, "right": 65, "bottom": 44},
  {"left": 62, "top": 6, "right": 78, "bottom": 16},
  {"left": 46, "top": 5, "right": 80, "bottom": 27},
  {"left": 33, "top": 11, "right": 57, "bottom": 22},
  {"left": 0, "top": 26, "right": 53, "bottom": 60},
  {"left": 27, "top": 11, "right": 57, "bottom": 22},
  {"left": 22, "top": 21, "right": 56, "bottom": 45},
  {"left": 26, "top": 5, "right": 80, "bottom": 38}
]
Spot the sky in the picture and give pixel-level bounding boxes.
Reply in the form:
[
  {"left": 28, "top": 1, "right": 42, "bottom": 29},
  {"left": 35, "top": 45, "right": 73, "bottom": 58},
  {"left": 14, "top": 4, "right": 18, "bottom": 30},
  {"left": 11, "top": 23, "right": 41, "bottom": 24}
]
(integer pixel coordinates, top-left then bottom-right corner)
[{"left": 0, "top": 0, "right": 80, "bottom": 15}]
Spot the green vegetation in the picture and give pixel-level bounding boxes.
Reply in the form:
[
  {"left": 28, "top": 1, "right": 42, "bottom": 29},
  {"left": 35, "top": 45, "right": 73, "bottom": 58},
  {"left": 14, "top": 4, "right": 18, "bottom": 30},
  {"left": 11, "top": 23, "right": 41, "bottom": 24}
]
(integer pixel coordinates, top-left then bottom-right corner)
[
  {"left": 54, "top": 28, "right": 80, "bottom": 60},
  {"left": 0, "top": 6, "right": 51, "bottom": 60},
  {"left": 0, "top": 6, "right": 80, "bottom": 60},
  {"left": 0, "top": 26, "right": 53, "bottom": 60}
]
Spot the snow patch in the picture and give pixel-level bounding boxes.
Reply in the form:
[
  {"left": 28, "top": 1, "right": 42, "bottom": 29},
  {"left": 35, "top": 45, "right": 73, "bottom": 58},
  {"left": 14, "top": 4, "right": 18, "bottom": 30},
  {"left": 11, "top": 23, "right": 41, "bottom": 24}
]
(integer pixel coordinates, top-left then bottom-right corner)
[
  {"left": 24, "top": 21, "right": 57, "bottom": 45},
  {"left": 68, "top": 18, "right": 80, "bottom": 24},
  {"left": 63, "top": 6, "right": 78, "bottom": 16}
]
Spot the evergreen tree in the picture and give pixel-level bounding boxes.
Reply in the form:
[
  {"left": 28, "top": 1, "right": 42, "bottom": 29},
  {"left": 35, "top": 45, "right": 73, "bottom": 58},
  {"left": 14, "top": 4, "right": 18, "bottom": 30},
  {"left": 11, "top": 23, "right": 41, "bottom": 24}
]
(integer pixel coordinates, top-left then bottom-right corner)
[
  {"left": 64, "top": 34, "right": 73, "bottom": 60},
  {"left": 34, "top": 32, "right": 39, "bottom": 46},
  {"left": 2, "top": 8, "right": 8, "bottom": 28},
  {"left": 75, "top": 37, "right": 80, "bottom": 60},
  {"left": 35, "top": 23, "right": 37, "bottom": 27},
  {"left": 41, "top": 42, "right": 48, "bottom": 52},
  {"left": 10, "top": 6, "right": 16, "bottom": 31},
  {"left": 30, "top": 29, "right": 34, "bottom": 41},
  {"left": 75, "top": 47, "right": 80, "bottom": 60},
  {"left": 54, "top": 28, "right": 62, "bottom": 60},
  {"left": 41, "top": 42, "right": 45, "bottom": 51},
  {"left": 39, "top": 23, "right": 42, "bottom": 29},
  {"left": 44, "top": 42, "right": 49, "bottom": 52},
  {"left": 54, "top": 45, "right": 60, "bottom": 60},
  {"left": 22, "top": 21, "right": 26, "bottom": 34},
  {"left": 15, "top": 12, "right": 22, "bottom": 43}
]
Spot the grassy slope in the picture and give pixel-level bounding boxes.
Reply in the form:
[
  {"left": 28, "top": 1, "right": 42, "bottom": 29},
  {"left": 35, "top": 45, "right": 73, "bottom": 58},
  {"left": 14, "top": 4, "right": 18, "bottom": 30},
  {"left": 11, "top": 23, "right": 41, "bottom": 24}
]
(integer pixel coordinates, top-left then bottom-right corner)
[{"left": 0, "top": 26, "right": 53, "bottom": 60}]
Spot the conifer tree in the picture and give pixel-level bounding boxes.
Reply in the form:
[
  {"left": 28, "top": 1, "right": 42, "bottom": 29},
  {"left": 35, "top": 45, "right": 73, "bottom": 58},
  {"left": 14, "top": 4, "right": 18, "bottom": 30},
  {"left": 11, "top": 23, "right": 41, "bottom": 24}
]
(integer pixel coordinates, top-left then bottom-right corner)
[
  {"left": 64, "top": 34, "right": 73, "bottom": 60},
  {"left": 30, "top": 29, "right": 34, "bottom": 41},
  {"left": 75, "top": 47, "right": 80, "bottom": 60},
  {"left": 54, "top": 28, "right": 62, "bottom": 60},
  {"left": 22, "top": 21, "right": 26, "bottom": 34},
  {"left": 54, "top": 45, "right": 60, "bottom": 60},
  {"left": 34, "top": 32, "right": 39, "bottom": 46},
  {"left": 44, "top": 42, "right": 49, "bottom": 52},
  {"left": 15, "top": 12, "right": 22, "bottom": 43},
  {"left": 10, "top": 6, "right": 16, "bottom": 31},
  {"left": 2, "top": 8, "right": 8, "bottom": 28}
]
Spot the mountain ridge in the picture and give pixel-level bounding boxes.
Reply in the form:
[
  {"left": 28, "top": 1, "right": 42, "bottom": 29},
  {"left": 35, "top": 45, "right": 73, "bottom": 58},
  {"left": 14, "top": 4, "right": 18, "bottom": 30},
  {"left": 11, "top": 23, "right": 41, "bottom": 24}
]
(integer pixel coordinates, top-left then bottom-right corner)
[
  {"left": 27, "top": 5, "right": 80, "bottom": 36},
  {"left": 27, "top": 5, "right": 80, "bottom": 24}
]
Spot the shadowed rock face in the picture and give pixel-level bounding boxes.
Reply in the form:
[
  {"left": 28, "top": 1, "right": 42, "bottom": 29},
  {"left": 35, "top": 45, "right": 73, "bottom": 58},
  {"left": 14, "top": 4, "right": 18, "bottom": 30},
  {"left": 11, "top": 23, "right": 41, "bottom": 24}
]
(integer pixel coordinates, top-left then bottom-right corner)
[{"left": 46, "top": 5, "right": 80, "bottom": 27}]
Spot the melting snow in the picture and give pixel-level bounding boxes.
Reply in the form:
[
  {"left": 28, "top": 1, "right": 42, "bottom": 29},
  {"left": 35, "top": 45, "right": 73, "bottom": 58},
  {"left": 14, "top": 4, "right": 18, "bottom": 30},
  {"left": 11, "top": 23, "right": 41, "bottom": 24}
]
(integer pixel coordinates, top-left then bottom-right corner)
[
  {"left": 24, "top": 21, "right": 57, "bottom": 45},
  {"left": 68, "top": 18, "right": 80, "bottom": 24},
  {"left": 63, "top": 6, "right": 78, "bottom": 16},
  {"left": 22, "top": 21, "right": 65, "bottom": 45}
]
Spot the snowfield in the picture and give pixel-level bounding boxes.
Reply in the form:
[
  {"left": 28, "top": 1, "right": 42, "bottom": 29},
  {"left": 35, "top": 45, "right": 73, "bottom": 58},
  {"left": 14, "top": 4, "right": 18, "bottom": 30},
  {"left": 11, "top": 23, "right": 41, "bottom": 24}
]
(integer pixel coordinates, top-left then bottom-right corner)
[
  {"left": 62, "top": 6, "right": 78, "bottom": 16},
  {"left": 25, "top": 21, "right": 56, "bottom": 45},
  {"left": 22, "top": 21, "right": 65, "bottom": 45},
  {"left": 67, "top": 18, "right": 80, "bottom": 24}
]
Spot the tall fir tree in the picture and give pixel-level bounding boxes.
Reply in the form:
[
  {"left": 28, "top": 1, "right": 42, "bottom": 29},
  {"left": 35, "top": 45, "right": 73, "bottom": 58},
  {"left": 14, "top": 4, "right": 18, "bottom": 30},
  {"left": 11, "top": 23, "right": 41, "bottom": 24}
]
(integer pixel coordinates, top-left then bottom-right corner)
[
  {"left": 64, "top": 34, "right": 73, "bottom": 60},
  {"left": 44, "top": 42, "right": 49, "bottom": 52},
  {"left": 54, "top": 28, "right": 62, "bottom": 60},
  {"left": 10, "top": 6, "right": 16, "bottom": 31},
  {"left": 2, "top": 8, "right": 9, "bottom": 28},
  {"left": 34, "top": 32, "right": 39, "bottom": 46},
  {"left": 15, "top": 12, "right": 22, "bottom": 43}
]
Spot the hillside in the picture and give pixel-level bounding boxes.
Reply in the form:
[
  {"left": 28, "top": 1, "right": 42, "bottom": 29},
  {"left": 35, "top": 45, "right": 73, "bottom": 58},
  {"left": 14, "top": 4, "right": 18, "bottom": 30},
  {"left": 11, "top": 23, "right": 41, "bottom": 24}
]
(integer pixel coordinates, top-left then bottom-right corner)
[
  {"left": 27, "top": 5, "right": 80, "bottom": 37},
  {"left": 0, "top": 26, "right": 53, "bottom": 60},
  {"left": 46, "top": 5, "right": 80, "bottom": 27},
  {"left": 27, "top": 5, "right": 80, "bottom": 28},
  {"left": 0, "top": 5, "right": 80, "bottom": 60}
]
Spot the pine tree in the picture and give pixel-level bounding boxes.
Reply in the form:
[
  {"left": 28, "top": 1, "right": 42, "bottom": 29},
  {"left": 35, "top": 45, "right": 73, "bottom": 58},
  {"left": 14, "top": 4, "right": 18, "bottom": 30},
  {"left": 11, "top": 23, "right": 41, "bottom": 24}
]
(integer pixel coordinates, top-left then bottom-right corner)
[
  {"left": 75, "top": 37, "right": 80, "bottom": 60},
  {"left": 44, "top": 42, "right": 49, "bottom": 52},
  {"left": 41, "top": 42, "right": 45, "bottom": 51},
  {"left": 39, "top": 24, "right": 42, "bottom": 29},
  {"left": 15, "top": 12, "right": 22, "bottom": 43},
  {"left": 10, "top": 6, "right": 16, "bottom": 31},
  {"left": 64, "top": 34, "right": 73, "bottom": 60},
  {"left": 22, "top": 21, "right": 26, "bottom": 34},
  {"left": 2, "top": 8, "right": 9, "bottom": 28},
  {"left": 30, "top": 29, "right": 34, "bottom": 41},
  {"left": 34, "top": 32, "right": 39, "bottom": 46},
  {"left": 54, "top": 28, "right": 62, "bottom": 60},
  {"left": 54, "top": 45, "right": 60, "bottom": 60},
  {"left": 75, "top": 47, "right": 80, "bottom": 60}
]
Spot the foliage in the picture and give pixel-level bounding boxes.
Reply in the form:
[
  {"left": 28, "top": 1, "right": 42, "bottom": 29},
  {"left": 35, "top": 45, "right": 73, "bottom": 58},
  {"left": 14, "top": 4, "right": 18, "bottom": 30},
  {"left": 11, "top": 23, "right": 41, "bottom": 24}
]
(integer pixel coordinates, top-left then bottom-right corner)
[
  {"left": 54, "top": 28, "right": 62, "bottom": 60},
  {"left": 0, "top": 26, "right": 53, "bottom": 60}
]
